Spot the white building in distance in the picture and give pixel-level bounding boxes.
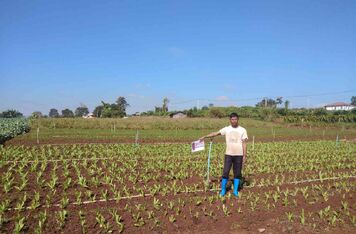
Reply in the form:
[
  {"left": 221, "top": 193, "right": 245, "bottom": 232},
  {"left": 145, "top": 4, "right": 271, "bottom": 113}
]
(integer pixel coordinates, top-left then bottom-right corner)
[
  {"left": 170, "top": 112, "right": 187, "bottom": 118},
  {"left": 83, "top": 113, "right": 95, "bottom": 118},
  {"left": 324, "top": 102, "right": 355, "bottom": 111}
]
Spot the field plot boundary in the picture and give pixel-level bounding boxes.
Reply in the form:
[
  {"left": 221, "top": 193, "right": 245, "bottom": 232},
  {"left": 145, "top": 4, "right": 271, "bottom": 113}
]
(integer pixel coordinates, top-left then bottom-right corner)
[
  {"left": 5, "top": 138, "right": 354, "bottom": 146},
  {"left": 8, "top": 175, "right": 355, "bottom": 211},
  {"left": 2, "top": 157, "right": 119, "bottom": 163},
  {"left": 2, "top": 141, "right": 354, "bottom": 163}
]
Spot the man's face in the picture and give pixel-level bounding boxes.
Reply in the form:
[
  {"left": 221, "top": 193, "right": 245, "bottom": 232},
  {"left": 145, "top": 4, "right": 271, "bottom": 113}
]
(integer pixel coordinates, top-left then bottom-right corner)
[{"left": 230, "top": 116, "right": 238, "bottom": 126}]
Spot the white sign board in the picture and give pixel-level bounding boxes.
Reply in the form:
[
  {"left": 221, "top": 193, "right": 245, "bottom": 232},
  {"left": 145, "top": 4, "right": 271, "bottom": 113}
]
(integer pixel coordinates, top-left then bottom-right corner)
[{"left": 191, "top": 140, "right": 205, "bottom": 153}]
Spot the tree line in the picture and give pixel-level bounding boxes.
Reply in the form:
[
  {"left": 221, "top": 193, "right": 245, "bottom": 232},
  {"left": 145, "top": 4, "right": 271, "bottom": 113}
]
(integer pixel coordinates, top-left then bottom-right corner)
[
  {"left": 0, "top": 96, "right": 129, "bottom": 119},
  {"left": 1, "top": 96, "right": 355, "bottom": 122}
]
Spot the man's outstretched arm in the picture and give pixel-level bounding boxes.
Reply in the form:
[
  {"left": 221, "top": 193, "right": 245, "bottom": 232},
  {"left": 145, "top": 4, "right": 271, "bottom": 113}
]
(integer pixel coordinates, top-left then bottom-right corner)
[{"left": 199, "top": 131, "right": 221, "bottom": 141}]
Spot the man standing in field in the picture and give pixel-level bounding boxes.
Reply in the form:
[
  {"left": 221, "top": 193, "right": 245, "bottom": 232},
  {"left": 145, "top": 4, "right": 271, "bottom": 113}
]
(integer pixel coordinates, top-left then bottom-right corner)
[{"left": 200, "top": 113, "right": 248, "bottom": 197}]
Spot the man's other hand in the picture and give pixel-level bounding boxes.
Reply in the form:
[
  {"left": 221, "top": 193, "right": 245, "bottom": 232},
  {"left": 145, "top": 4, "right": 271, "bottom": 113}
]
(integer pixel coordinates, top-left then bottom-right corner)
[{"left": 243, "top": 155, "right": 247, "bottom": 163}]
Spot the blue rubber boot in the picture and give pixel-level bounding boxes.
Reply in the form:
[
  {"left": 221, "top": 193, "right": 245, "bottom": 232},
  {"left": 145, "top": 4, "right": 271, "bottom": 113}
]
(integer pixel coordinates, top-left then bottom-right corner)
[
  {"left": 233, "top": 178, "right": 240, "bottom": 197},
  {"left": 220, "top": 178, "right": 228, "bottom": 196}
]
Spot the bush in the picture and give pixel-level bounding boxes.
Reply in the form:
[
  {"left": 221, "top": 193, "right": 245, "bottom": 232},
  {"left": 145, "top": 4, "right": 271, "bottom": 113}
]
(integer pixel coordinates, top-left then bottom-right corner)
[
  {"left": 209, "top": 108, "right": 225, "bottom": 118},
  {"left": 0, "top": 118, "right": 30, "bottom": 144}
]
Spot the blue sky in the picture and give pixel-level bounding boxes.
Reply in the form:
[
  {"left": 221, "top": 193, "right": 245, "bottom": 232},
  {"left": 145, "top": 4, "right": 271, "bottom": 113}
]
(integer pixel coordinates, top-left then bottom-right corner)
[{"left": 1, "top": 0, "right": 355, "bottom": 115}]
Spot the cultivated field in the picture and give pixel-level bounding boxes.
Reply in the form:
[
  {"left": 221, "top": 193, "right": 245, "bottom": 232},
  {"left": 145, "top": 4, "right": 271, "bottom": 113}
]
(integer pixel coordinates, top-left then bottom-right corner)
[
  {"left": 0, "top": 117, "right": 355, "bottom": 233},
  {"left": 5, "top": 117, "right": 356, "bottom": 146}
]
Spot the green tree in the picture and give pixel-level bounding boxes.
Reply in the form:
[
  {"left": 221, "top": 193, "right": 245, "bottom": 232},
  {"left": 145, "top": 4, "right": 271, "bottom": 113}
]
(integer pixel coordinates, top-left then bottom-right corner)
[
  {"left": 93, "top": 105, "right": 104, "bottom": 117},
  {"left": 101, "top": 101, "right": 113, "bottom": 118},
  {"left": 284, "top": 100, "right": 290, "bottom": 110},
  {"left": 61, "top": 109, "right": 74, "bottom": 117},
  {"left": 49, "top": 108, "right": 59, "bottom": 118},
  {"left": 0, "top": 109, "right": 23, "bottom": 118},
  {"left": 209, "top": 108, "right": 224, "bottom": 118},
  {"left": 256, "top": 98, "right": 278, "bottom": 108},
  {"left": 100, "top": 97, "right": 129, "bottom": 118},
  {"left": 31, "top": 111, "right": 43, "bottom": 118},
  {"left": 75, "top": 104, "right": 89, "bottom": 117},
  {"left": 155, "top": 106, "right": 163, "bottom": 114},
  {"left": 276, "top": 97, "right": 283, "bottom": 106},
  {"left": 162, "top": 97, "right": 169, "bottom": 113},
  {"left": 351, "top": 96, "right": 356, "bottom": 106},
  {"left": 116, "top": 97, "right": 130, "bottom": 116}
]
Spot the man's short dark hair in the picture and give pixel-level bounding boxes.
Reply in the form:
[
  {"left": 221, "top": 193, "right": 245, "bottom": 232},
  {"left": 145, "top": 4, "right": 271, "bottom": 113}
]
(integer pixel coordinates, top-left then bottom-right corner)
[{"left": 229, "top": 112, "right": 239, "bottom": 119}]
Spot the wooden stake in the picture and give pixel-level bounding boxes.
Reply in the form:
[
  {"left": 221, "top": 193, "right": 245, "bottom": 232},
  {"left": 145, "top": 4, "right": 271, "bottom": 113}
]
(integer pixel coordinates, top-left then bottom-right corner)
[
  {"left": 135, "top": 130, "right": 139, "bottom": 146},
  {"left": 36, "top": 127, "right": 39, "bottom": 144}
]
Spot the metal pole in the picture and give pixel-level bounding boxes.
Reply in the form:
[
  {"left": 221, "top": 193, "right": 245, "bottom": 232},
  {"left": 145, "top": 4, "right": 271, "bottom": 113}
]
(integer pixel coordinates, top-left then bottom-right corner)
[
  {"left": 135, "top": 130, "right": 139, "bottom": 146},
  {"left": 206, "top": 140, "right": 213, "bottom": 186},
  {"left": 36, "top": 127, "right": 39, "bottom": 144},
  {"left": 336, "top": 134, "right": 339, "bottom": 147}
]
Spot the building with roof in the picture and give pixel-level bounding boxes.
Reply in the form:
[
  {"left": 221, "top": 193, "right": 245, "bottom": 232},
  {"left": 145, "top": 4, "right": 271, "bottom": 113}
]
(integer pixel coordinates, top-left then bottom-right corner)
[
  {"left": 170, "top": 112, "right": 187, "bottom": 118},
  {"left": 324, "top": 102, "right": 355, "bottom": 111},
  {"left": 83, "top": 113, "right": 95, "bottom": 118}
]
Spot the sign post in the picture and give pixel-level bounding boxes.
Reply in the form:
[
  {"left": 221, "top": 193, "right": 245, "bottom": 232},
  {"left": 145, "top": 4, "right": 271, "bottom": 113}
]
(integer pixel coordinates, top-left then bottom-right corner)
[
  {"left": 191, "top": 140, "right": 205, "bottom": 153},
  {"left": 206, "top": 140, "right": 213, "bottom": 187}
]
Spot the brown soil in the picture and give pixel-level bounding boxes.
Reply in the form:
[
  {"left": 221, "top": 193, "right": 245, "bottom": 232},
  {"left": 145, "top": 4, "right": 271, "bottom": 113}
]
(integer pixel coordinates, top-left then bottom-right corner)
[
  {"left": 1, "top": 134, "right": 355, "bottom": 233},
  {"left": 1, "top": 159, "right": 355, "bottom": 233}
]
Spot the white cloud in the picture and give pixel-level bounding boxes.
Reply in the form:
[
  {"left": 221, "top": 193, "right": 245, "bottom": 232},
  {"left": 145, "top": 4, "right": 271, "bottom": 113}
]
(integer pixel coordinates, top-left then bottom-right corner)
[
  {"left": 127, "top": 93, "right": 145, "bottom": 99},
  {"left": 215, "top": 96, "right": 229, "bottom": 101},
  {"left": 223, "top": 84, "right": 237, "bottom": 92},
  {"left": 134, "top": 83, "right": 151, "bottom": 89},
  {"left": 168, "top": 46, "right": 185, "bottom": 56}
]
